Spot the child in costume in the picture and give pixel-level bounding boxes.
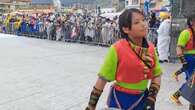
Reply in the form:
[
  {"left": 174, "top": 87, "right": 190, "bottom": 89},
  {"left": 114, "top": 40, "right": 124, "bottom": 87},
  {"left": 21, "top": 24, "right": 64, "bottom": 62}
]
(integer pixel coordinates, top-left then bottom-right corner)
[
  {"left": 170, "top": 14, "right": 195, "bottom": 110},
  {"left": 85, "top": 8, "right": 162, "bottom": 110}
]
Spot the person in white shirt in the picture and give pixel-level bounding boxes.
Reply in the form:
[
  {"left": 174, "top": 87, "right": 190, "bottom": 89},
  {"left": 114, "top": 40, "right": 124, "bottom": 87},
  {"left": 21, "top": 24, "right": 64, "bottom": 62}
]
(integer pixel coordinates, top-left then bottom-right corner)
[{"left": 157, "top": 13, "right": 171, "bottom": 63}]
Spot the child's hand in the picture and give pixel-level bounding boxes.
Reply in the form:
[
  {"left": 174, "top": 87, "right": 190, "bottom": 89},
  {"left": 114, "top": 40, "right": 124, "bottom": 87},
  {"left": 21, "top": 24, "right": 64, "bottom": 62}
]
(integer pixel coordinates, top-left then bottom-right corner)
[
  {"left": 172, "top": 69, "right": 183, "bottom": 82},
  {"left": 175, "top": 75, "right": 179, "bottom": 82},
  {"left": 172, "top": 72, "right": 180, "bottom": 82}
]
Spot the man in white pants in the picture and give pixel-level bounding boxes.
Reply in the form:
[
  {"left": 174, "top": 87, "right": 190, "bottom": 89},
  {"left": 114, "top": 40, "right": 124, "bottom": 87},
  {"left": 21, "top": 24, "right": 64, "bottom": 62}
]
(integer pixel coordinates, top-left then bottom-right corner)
[{"left": 157, "top": 13, "right": 171, "bottom": 63}]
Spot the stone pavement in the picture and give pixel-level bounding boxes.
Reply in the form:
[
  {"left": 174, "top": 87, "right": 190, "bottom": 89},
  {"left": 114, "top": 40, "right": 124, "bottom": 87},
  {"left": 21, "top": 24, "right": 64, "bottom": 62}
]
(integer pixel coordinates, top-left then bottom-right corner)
[{"left": 0, "top": 33, "right": 190, "bottom": 110}]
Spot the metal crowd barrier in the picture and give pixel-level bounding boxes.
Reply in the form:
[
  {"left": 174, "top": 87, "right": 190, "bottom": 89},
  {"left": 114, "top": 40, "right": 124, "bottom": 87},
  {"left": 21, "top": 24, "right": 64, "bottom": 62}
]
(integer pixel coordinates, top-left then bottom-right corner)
[
  {"left": 1, "top": 30, "right": 121, "bottom": 47},
  {"left": 1, "top": 27, "right": 159, "bottom": 48}
]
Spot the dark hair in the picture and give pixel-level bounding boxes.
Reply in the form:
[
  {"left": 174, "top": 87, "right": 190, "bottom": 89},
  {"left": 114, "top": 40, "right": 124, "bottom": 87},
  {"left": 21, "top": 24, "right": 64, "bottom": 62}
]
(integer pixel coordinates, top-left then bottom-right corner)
[
  {"left": 187, "top": 14, "right": 195, "bottom": 48},
  {"left": 187, "top": 14, "right": 195, "bottom": 27},
  {"left": 119, "top": 8, "right": 144, "bottom": 39},
  {"left": 151, "top": 12, "right": 156, "bottom": 19}
]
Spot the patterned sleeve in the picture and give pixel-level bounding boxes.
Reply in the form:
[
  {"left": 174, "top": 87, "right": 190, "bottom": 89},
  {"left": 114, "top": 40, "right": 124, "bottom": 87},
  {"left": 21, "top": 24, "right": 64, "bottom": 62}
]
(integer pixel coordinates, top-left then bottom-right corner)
[{"left": 153, "top": 49, "right": 163, "bottom": 77}]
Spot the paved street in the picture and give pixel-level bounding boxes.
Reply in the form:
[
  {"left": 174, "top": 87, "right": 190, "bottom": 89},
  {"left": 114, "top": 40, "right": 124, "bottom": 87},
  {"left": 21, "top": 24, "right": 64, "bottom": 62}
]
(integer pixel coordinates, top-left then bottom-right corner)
[{"left": 0, "top": 33, "right": 190, "bottom": 110}]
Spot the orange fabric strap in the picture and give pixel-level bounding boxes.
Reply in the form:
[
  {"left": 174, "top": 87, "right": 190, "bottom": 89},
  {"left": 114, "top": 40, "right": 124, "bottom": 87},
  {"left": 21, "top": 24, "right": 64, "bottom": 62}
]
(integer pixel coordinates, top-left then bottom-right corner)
[{"left": 113, "top": 84, "right": 144, "bottom": 95}]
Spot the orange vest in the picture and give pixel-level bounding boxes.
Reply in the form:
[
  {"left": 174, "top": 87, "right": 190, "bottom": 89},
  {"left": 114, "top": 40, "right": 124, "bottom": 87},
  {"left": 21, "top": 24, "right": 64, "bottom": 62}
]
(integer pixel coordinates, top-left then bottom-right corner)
[
  {"left": 185, "top": 29, "right": 195, "bottom": 50},
  {"left": 113, "top": 39, "right": 155, "bottom": 83}
]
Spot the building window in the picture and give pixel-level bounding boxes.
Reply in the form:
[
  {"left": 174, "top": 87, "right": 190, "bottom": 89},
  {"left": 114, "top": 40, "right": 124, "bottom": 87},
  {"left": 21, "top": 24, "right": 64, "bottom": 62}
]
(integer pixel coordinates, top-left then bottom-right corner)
[
  {"left": 125, "top": 0, "right": 129, "bottom": 5},
  {"left": 132, "top": 0, "right": 139, "bottom": 5}
]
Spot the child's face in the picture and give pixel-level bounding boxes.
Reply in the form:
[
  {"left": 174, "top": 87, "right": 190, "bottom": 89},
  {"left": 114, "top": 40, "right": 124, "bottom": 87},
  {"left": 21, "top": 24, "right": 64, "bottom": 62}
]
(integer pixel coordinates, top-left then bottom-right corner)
[{"left": 124, "top": 12, "right": 148, "bottom": 39}]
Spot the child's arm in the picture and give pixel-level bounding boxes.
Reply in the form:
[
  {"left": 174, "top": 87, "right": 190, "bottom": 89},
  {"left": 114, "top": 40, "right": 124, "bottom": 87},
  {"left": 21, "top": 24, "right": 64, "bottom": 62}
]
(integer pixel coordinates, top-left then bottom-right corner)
[
  {"left": 174, "top": 46, "right": 188, "bottom": 82},
  {"left": 85, "top": 77, "right": 107, "bottom": 110},
  {"left": 176, "top": 46, "right": 184, "bottom": 56},
  {"left": 86, "top": 46, "right": 117, "bottom": 110},
  {"left": 144, "top": 48, "right": 162, "bottom": 109},
  {"left": 144, "top": 75, "right": 161, "bottom": 110},
  {"left": 172, "top": 68, "right": 184, "bottom": 81}
]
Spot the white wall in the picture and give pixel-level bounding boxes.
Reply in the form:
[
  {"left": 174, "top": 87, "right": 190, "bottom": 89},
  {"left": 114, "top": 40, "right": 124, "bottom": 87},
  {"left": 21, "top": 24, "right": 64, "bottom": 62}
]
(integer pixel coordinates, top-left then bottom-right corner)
[{"left": 125, "top": 0, "right": 141, "bottom": 8}]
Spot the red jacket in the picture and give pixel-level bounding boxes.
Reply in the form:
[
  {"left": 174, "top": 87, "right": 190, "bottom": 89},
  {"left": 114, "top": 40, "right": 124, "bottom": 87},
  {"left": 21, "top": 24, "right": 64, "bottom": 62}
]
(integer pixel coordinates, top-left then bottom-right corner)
[
  {"left": 113, "top": 39, "right": 155, "bottom": 83},
  {"left": 185, "top": 29, "right": 195, "bottom": 50}
]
